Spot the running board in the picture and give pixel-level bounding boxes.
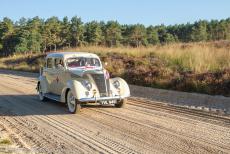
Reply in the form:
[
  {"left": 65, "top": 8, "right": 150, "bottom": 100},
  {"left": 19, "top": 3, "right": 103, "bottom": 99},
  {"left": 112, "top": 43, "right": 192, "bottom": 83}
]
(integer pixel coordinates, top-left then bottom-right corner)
[{"left": 44, "top": 93, "right": 61, "bottom": 102}]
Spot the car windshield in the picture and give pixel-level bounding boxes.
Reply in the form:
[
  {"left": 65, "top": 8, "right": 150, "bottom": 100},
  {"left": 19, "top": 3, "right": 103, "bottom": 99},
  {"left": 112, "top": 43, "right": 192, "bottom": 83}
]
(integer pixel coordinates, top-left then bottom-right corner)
[{"left": 66, "top": 57, "right": 101, "bottom": 68}]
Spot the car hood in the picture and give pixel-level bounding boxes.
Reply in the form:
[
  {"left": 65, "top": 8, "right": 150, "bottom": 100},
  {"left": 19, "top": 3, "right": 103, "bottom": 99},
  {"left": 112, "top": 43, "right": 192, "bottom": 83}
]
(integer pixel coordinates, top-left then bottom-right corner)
[{"left": 69, "top": 68, "right": 104, "bottom": 77}]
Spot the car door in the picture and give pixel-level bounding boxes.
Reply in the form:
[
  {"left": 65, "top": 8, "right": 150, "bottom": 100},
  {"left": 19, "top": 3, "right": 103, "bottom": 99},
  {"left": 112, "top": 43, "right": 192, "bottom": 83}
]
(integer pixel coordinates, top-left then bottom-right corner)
[
  {"left": 45, "top": 57, "right": 56, "bottom": 94},
  {"left": 53, "top": 58, "right": 65, "bottom": 95}
]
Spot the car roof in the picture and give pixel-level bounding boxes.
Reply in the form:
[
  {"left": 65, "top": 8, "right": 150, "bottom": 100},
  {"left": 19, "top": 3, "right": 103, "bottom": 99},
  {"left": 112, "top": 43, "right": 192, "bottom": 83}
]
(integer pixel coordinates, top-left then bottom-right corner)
[{"left": 46, "top": 52, "right": 100, "bottom": 59}]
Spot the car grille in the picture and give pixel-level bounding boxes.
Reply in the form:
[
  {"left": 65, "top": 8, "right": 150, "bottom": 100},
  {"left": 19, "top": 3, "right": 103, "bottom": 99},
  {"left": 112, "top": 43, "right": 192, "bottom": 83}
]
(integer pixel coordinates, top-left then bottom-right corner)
[{"left": 91, "top": 74, "right": 108, "bottom": 96}]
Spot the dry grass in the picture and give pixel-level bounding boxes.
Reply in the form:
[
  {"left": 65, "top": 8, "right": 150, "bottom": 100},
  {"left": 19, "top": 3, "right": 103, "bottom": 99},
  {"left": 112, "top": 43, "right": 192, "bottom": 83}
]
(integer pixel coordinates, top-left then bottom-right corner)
[
  {"left": 58, "top": 42, "right": 230, "bottom": 73},
  {"left": 60, "top": 46, "right": 154, "bottom": 57},
  {"left": 0, "top": 54, "right": 44, "bottom": 72},
  {"left": 1, "top": 42, "right": 230, "bottom": 73},
  {"left": 0, "top": 138, "right": 12, "bottom": 145},
  {"left": 154, "top": 44, "right": 230, "bottom": 73}
]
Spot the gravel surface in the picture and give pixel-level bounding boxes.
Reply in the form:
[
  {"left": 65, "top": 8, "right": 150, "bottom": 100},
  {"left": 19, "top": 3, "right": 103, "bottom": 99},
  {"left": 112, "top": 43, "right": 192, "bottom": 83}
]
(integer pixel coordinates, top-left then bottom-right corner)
[
  {"left": 0, "top": 69, "right": 229, "bottom": 154},
  {"left": 130, "top": 85, "right": 230, "bottom": 114}
]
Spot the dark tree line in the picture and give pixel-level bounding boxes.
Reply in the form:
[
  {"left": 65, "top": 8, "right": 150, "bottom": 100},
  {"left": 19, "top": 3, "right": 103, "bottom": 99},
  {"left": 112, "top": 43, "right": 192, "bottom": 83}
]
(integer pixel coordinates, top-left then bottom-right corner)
[{"left": 0, "top": 16, "right": 230, "bottom": 56}]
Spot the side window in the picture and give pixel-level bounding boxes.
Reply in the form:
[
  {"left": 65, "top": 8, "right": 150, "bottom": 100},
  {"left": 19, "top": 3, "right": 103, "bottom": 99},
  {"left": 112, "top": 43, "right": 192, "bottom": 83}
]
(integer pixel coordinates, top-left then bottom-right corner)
[
  {"left": 46, "top": 58, "right": 53, "bottom": 68},
  {"left": 54, "top": 58, "right": 64, "bottom": 68}
]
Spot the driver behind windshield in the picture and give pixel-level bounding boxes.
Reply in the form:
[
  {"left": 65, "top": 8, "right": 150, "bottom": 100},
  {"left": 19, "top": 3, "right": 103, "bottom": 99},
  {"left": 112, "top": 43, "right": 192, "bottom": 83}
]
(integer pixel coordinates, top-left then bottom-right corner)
[{"left": 67, "top": 57, "right": 100, "bottom": 68}]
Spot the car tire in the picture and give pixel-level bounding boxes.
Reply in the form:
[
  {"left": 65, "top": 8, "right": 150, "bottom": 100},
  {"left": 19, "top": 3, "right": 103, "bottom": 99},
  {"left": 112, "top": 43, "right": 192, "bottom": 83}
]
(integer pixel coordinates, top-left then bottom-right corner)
[
  {"left": 115, "top": 99, "right": 127, "bottom": 108},
  {"left": 67, "top": 90, "right": 81, "bottom": 114},
  {"left": 38, "top": 83, "right": 47, "bottom": 102}
]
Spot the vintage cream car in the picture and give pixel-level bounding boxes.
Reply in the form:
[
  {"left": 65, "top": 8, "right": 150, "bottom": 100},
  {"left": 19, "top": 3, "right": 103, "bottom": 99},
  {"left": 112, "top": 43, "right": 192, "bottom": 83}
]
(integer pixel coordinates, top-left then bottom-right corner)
[{"left": 37, "top": 52, "right": 130, "bottom": 113}]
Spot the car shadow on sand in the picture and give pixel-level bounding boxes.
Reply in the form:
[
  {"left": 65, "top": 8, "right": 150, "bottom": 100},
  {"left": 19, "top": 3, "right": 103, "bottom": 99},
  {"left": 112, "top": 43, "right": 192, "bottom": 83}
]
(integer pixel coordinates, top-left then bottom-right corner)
[{"left": 0, "top": 94, "right": 116, "bottom": 117}]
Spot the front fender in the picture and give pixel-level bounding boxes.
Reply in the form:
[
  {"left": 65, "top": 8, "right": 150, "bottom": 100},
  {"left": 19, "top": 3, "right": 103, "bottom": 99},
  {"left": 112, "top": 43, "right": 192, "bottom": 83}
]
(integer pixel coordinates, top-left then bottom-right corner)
[
  {"left": 60, "top": 80, "right": 86, "bottom": 102},
  {"left": 109, "top": 77, "right": 130, "bottom": 97}
]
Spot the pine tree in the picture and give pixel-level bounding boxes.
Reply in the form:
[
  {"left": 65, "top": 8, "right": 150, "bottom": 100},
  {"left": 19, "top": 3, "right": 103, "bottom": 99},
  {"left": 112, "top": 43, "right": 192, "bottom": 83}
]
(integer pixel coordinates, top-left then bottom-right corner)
[{"left": 70, "top": 16, "right": 84, "bottom": 47}]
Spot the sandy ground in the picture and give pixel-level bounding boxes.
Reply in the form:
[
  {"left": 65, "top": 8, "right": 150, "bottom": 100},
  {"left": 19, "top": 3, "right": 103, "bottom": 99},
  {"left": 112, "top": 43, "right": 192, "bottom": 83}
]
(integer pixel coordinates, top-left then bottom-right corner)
[
  {"left": 0, "top": 70, "right": 230, "bottom": 154},
  {"left": 0, "top": 123, "right": 32, "bottom": 154}
]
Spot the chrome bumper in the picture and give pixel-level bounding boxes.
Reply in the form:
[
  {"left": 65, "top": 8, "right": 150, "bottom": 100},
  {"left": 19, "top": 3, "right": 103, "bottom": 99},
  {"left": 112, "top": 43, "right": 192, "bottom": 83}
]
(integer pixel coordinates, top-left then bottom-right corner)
[{"left": 78, "top": 96, "right": 128, "bottom": 102}]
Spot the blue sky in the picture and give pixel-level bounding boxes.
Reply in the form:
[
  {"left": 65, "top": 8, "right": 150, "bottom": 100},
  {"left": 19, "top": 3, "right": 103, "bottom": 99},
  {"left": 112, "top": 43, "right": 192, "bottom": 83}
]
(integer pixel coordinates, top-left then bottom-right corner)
[{"left": 0, "top": 0, "right": 229, "bottom": 26}]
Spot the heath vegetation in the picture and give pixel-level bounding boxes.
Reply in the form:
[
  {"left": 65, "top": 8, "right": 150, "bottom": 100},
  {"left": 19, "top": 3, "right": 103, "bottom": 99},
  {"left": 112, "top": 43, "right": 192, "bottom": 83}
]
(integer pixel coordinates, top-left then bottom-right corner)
[{"left": 0, "top": 42, "right": 229, "bottom": 96}]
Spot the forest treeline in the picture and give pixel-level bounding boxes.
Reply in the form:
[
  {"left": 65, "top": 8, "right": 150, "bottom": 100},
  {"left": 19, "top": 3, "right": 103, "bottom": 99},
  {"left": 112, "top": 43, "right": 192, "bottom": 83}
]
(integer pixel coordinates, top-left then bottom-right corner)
[{"left": 0, "top": 16, "right": 230, "bottom": 56}]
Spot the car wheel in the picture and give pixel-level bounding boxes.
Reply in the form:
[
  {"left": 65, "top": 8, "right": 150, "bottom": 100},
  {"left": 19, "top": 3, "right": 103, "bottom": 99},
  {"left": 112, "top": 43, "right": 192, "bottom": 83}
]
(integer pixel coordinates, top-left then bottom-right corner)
[
  {"left": 115, "top": 99, "right": 127, "bottom": 108},
  {"left": 38, "top": 83, "right": 47, "bottom": 101},
  {"left": 67, "top": 90, "right": 81, "bottom": 114}
]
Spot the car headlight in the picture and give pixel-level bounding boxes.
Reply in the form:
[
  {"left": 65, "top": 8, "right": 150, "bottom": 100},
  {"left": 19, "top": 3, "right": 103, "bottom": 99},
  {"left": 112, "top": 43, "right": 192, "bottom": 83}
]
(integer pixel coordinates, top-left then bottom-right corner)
[
  {"left": 82, "top": 80, "right": 92, "bottom": 91},
  {"left": 113, "top": 80, "right": 120, "bottom": 89}
]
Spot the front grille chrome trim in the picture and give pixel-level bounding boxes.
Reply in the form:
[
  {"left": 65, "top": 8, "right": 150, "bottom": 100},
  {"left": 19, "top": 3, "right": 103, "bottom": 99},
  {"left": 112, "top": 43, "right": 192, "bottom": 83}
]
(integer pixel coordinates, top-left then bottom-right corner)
[{"left": 91, "top": 74, "right": 108, "bottom": 96}]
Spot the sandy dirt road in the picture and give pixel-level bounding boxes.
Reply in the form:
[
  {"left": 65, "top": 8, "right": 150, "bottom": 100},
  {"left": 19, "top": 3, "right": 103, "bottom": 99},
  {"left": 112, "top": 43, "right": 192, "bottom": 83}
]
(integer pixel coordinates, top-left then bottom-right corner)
[{"left": 0, "top": 70, "right": 230, "bottom": 154}]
